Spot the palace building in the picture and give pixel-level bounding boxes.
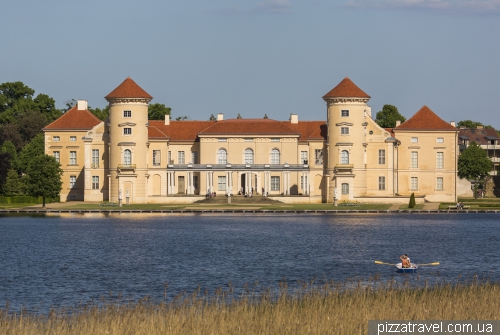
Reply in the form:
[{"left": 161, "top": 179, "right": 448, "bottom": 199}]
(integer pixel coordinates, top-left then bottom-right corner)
[{"left": 43, "top": 77, "right": 459, "bottom": 204}]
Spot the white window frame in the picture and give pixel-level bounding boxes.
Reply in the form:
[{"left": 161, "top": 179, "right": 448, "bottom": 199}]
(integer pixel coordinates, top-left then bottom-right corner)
[
  {"left": 92, "top": 176, "right": 99, "bottom": 190},
  {"left": 315, "top": 149, "right": 323, "bottom": 165},
  {"left": 341, "top": 150, "right": 349, "bottom": 164},
  {"left": 411, "top": 177, "right": 418, "bottom": 191},
  {"left": 218, "top": 149, "right": 227, "bottom": 164},
  {"left": 123, "top": 110, "right": 132, "bottom": 118},
  {"left": 53, "top": 151, "right": 60, "bottom": 163},
  {"left": 153, "top": 150, "right": 161, "bottom": 166},
  {"left": 218, "top": 138, "right": 227, "bottom": 142},
  {"left": 178, "top": 151, "right": 185, "bottom": 164},
  {"left": 437, "top": 137, "right": 444, "bottom": 143},
  {"left": 270, "top": 149, "right": 280, "bottom": 165},
  {"left": 124, "top": 149, "right": 131, "bottom": 165},
  {"left": 70, "top": 151, "right": 77, "bottom": 165},
  {"left": 378, "top": 176, "right": 385, "bottom": 190},
  {"left": 341, "top": 127, "right": 349, "bottom": 135},
  {"left": 70, "top": 136, "right": 76, "bottom": 142},
  {"left": 218, "top": 176, "right": 226, "bottom": 191},
  {"left": 191, "top": 151, "right": 198, "bottom": 164},
  {"left": 436, "top": 152, "right": 443, "bottom": 169},
  {"left": 245, "top": 148, "right": 254, "bottom": 164},
  {"left": 341, "top": 183, "right": 349, "bottom": 194},
  {"left": 301, "top": 151, "right": 308, "bottom": 164},
  {"left": 168, "top": 151, "right": 172, "bottom": 164},
  {"left": 271, "top": 138, "right": 280, "bottom": 142},
  {"left": 379, "top": 149, "right": 386, "bottom": 165},
  {"left": 271, "top": 176, "right": 280, "bottom": 191},
  {"left": 53, "top": 136, "right": 60, "bottom": 142},
  {"left": 70, "top": 175, "right": 76, "bottom": 188},
  {"left": 411, "top": 137, "right": 418, "bottom": 143},
  {"left": 123, "top": 128, "right": 132, "bottom": 135},
  {"left": 92, "top": 149, "right": 99, "bottom": 168},
  {"left": 341, "top": 110, "right": 349, "bottom": 117},
  {"left": 436, "top": 177, "right": 443, "bottom": 191},
  {"left": 411, "top": 151, "right": 418, "bottom": 168}
]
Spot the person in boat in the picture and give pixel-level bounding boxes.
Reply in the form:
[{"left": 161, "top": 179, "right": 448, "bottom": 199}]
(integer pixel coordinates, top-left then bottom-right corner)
[{"left": 400, "top": 254, "right": 411, "bottom": 268}]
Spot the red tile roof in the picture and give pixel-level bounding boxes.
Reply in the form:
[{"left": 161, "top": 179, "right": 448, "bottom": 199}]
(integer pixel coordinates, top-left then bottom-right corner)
[
  {"left": 105, "top": 77, "right": 153, "bottom": 100},
  {"left": 323, "top": 77, "right": 370, "bottom": 99},
  {"left": 458, "top": 127, "right": 499, "bottom": 145},
  {"left": 43, "top": 105, "right": 102, "bottom": 130},
  {"left": 198, "top": 119, "right": 300, "bottom": 136},
  {"left": 396, "top": 105, "right": 456, "bottom": 131},
  {"left": 149, "top": 120, "right": 215, "bottom": 141},
  {"left": 285, "top": 121, "right": 327, "bottom": 141}
]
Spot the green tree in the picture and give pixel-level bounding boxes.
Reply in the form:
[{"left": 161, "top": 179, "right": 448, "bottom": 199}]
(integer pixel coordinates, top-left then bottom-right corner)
[
  {"left": 2, "top": 169, "right": 24, "bottom": 195},
  {"left": 408, "top": 193, "right": 416, "bottom": 208},
  {"left": 19, "top": 133, "right": 45, "bottom": 172},
  {"left": 148, "top": 103, "right": 171, "bottom": 120},
  {"left": 175, "top": 116, "right": 188, "bottom": 121},
  {"left": 0, "top": 152, "right": 10, "bottom": 193},
  {"left": 0, "top": 140, "right": 19, "bottom": 171},
  {"left": 375, "top": 104, "right": 406, "bottom": 128},
  {"left": 458, "top": 141, "right": 493, "bottom": 198},
  {"left": 457, "top": 120, "right": 484, "bottom": 129},
  {"left": 89, "top": 105, "right": 110, "bottom": 121},
  {"left": 25, "top": 154, "right": 63, "bottom": 207}
]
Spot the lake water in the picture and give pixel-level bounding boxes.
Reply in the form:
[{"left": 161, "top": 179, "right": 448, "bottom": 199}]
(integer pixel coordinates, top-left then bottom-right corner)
[{"left": 0, "top": 213, "right": 499, "bottom": 313}]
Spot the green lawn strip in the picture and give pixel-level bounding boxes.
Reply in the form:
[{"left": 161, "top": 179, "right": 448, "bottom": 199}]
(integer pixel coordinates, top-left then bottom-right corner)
[
  {"left": 398, "top": 204, "right": 424, "bottom": 210},
  {"left": 0, "top": 203, "right": 39, "bottom": 209}
]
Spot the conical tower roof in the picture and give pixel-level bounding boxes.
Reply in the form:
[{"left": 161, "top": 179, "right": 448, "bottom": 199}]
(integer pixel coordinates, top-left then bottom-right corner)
[
  {"left": 323, "top": 77, "right": 370, "bottom": 99},
  {"left": 105, "top": 77, "right": 152, "bottom": 100}
]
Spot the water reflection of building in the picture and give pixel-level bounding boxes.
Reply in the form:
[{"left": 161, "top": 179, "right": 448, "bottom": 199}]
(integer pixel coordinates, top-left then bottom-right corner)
[{"left": 43, "top": 77, "right": 459, "bottom": 204}]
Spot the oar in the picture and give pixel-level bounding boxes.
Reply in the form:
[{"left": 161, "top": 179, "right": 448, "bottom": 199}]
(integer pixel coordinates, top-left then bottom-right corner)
[
  {"left": 417, "top": 262, "right": 440, "bottom": 266},
  {"left": 374, "top": 260, "right": 397, "bottom": 266}
]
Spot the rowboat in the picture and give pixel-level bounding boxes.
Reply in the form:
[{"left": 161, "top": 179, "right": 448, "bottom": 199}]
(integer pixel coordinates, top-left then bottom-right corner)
[{"left": 396, "top": 262, "right": 418, "bottom": 273}]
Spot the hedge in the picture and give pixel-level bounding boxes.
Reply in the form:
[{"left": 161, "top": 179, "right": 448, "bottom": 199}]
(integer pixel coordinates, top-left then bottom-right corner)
[{"left": 0, "top": 195, "right": 60, "bottom": 204}]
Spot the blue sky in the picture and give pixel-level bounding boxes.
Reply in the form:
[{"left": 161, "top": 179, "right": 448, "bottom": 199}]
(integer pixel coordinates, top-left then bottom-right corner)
[{"left": 2, "top": 0, "right": 499, "bottom": 128}]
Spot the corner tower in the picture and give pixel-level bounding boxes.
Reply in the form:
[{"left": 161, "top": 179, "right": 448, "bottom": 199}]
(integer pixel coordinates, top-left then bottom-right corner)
[
  {"left": 323, "top": 77, "right": 371, "bottom": 203},
  {"left": 105, "top": 77, "right": 152, "bottom": 204}
]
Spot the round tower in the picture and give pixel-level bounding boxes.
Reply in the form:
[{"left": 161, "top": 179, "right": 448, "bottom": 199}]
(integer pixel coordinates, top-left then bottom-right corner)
[
  {"left": 322, "top": 77, "right": 371, "bottom": 203},
  {"left": 105, "top": 77, "right": 152, "bottom": 204}
]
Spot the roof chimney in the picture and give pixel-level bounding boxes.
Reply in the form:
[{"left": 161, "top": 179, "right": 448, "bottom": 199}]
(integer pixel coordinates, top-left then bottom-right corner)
[
  {"left": 217, "top": 113, "right": 224, "bottom": 121},
  {"left": 77, "top": 100, "right": 88, "bottom": 110},
  {"left": 290, "top": 114, "right": 298, "bottom": 124},
  {"left": 395, "top": 120, "right": 401, "bottom": 127},
  {"left": 450, "top": 121, "right": 456, "bottom": 127},
  {"left": 164, "top": 114, "right": 170, "bottom": 125},
  {"left": 477, "top": 125, "right": 483, "bottom": 129}
]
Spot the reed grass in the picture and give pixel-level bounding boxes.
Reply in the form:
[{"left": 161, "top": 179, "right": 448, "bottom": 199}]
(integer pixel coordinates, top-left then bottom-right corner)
[{"left": 2, "top": 279, "right": 500, "bottom": 335}]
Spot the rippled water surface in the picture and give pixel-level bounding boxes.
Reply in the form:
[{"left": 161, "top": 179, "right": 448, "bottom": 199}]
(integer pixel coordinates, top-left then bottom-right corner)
[{"left": 0, "top": 213, "right": 499, "bottom": 312}]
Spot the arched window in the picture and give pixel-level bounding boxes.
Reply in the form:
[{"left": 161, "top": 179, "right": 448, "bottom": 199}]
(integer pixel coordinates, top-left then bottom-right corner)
[
  {"left": 124, "top": 149, "right": 131, "bottom": 165},
  {"left": 270, "top": 149, "right": 280, "bottom": 165},
  {"left": 218, "top": 149, "right": 227, "bottom": 164},
  {"left": 244, "top": 148, "right": 254, "bottom": 164},
  {"left": 341, "top": 183, "right": 349, "bottom": 194},
  {"left": 341, "top": 150, "right": 349, "bottom": 164}
]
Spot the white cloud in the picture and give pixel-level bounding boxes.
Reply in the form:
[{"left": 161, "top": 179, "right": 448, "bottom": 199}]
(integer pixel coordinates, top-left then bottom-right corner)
[{"left": 346, "top": 0, "right": 500, "bottom": 14}]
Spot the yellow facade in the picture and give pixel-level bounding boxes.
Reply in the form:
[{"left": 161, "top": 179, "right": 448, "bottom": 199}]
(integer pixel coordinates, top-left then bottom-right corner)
[{"left": 43, "top": 77, "right": 458, "bottom": 204}]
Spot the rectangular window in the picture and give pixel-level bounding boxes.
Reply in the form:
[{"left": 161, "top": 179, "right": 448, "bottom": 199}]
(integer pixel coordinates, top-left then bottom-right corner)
[
  {"left": 70, "top": 136, "right": 76, "bottom": 142},
  {"left": 411, "top": 137, "right": 418, "bottom": 143},
  {"left": 411, "top": 151, "right": 418, "bottom": 168},
  {"left": 436, "top": 177, "right": 443, "bottom": 191},
  {"left": 218, "top": 176, "right": 226, "bottom": 191},
  {"left": 341, "top": 127, "right": 349, "bottom": 135},
  {"left": 123, "top": 128, "right": 132, "bottom": 135},
  {"left": 70, "top": 151, "right": 77, "bottom": 165},
  {"left": 437, "top": 137, "right": 444, "bottom": 143},
  {"left": 341, "top": 110, "right": 349, "bottom": 117},
  {"left": 193, "top": 176, "right": 199, "bottom": 189},
  {"left": 271, "top": 176, "right": 280, "bottom": 191},
  {"left": 153, "top": 150, "right": 161, "bottom": 166},
  {"left": 92, "top": 176, "right": 99, "bottom": 190},
  {"left": 92, "top": 149, "right": 99, "bottom": 168},
  {"left": 53, "top": 151, "right": 60, "bottom": 163},
  {"left": 378, "top": 149, "right": 386, "bottom": 164},
  {"left": 436, "top": 152, "right": 443, "bottom": 169},
  {"left": 168, "top": 151, "right": 172, "bottom": 164},
  {"left": 178, "top": 151, "right": 185, "bottom": 164},
  {"left": 271, "top": 138, "right": 280, "bottom": 142},
  {"left": 70, "top": 175, "right": 76, "bottom": 188},
  {"left": 123, "top": 110, "right": 131, "bottom": 118},
  {"left": 341, "top": 183, "right": 349, "bottom": 194},
  {"left": 53, "top": 136, "right": 60, "bottom": 142},
  {"left": 301, "top": 151, "right": 308, "bottom": 164},
  {"left": 218, "top": 138, "right": 227, "bottom": 142},
  {"left": 411, "top": 177, "right": 418, "bottom": 191},
  {"left": 191, "top": 151, "right": 198, "bottom": 164},
  {"left": 300, "top": 176, "right": 304, "bottom": 190},
  {"left": 378, "top": 176, "right": 385, "bottom": 190},
  {"left": 315, "top": 149, "right": 323, "bottom": 165}
]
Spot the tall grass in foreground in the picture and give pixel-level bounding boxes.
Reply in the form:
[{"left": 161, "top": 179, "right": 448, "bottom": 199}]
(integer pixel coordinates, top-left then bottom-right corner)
[{"left": 2, "top": 279, "right": 500, "bottom": 335}]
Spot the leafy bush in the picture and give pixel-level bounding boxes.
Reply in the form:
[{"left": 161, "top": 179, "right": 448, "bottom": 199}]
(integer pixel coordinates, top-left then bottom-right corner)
[{"left": 408, "top": 193, "right": 416, "bottom": 208}]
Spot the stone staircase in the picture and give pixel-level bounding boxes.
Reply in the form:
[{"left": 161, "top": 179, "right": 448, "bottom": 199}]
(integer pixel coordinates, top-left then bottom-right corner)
[{"left": 194, "top": 195, "right": 282, "bottom": 204}]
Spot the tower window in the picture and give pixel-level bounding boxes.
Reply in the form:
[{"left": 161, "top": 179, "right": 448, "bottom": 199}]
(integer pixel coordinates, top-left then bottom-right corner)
[
  {"left": 123, "top": 110, "right": 132, "bottom": 118},
  {"left": 341, "top": 110, "right": 349, "bottom": 117},
  {"left": 341, "top": 127, "right": 349, "bottom": 135},
  {"left": 123, "top": 128, "right": 132, "bottom": 135}
]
